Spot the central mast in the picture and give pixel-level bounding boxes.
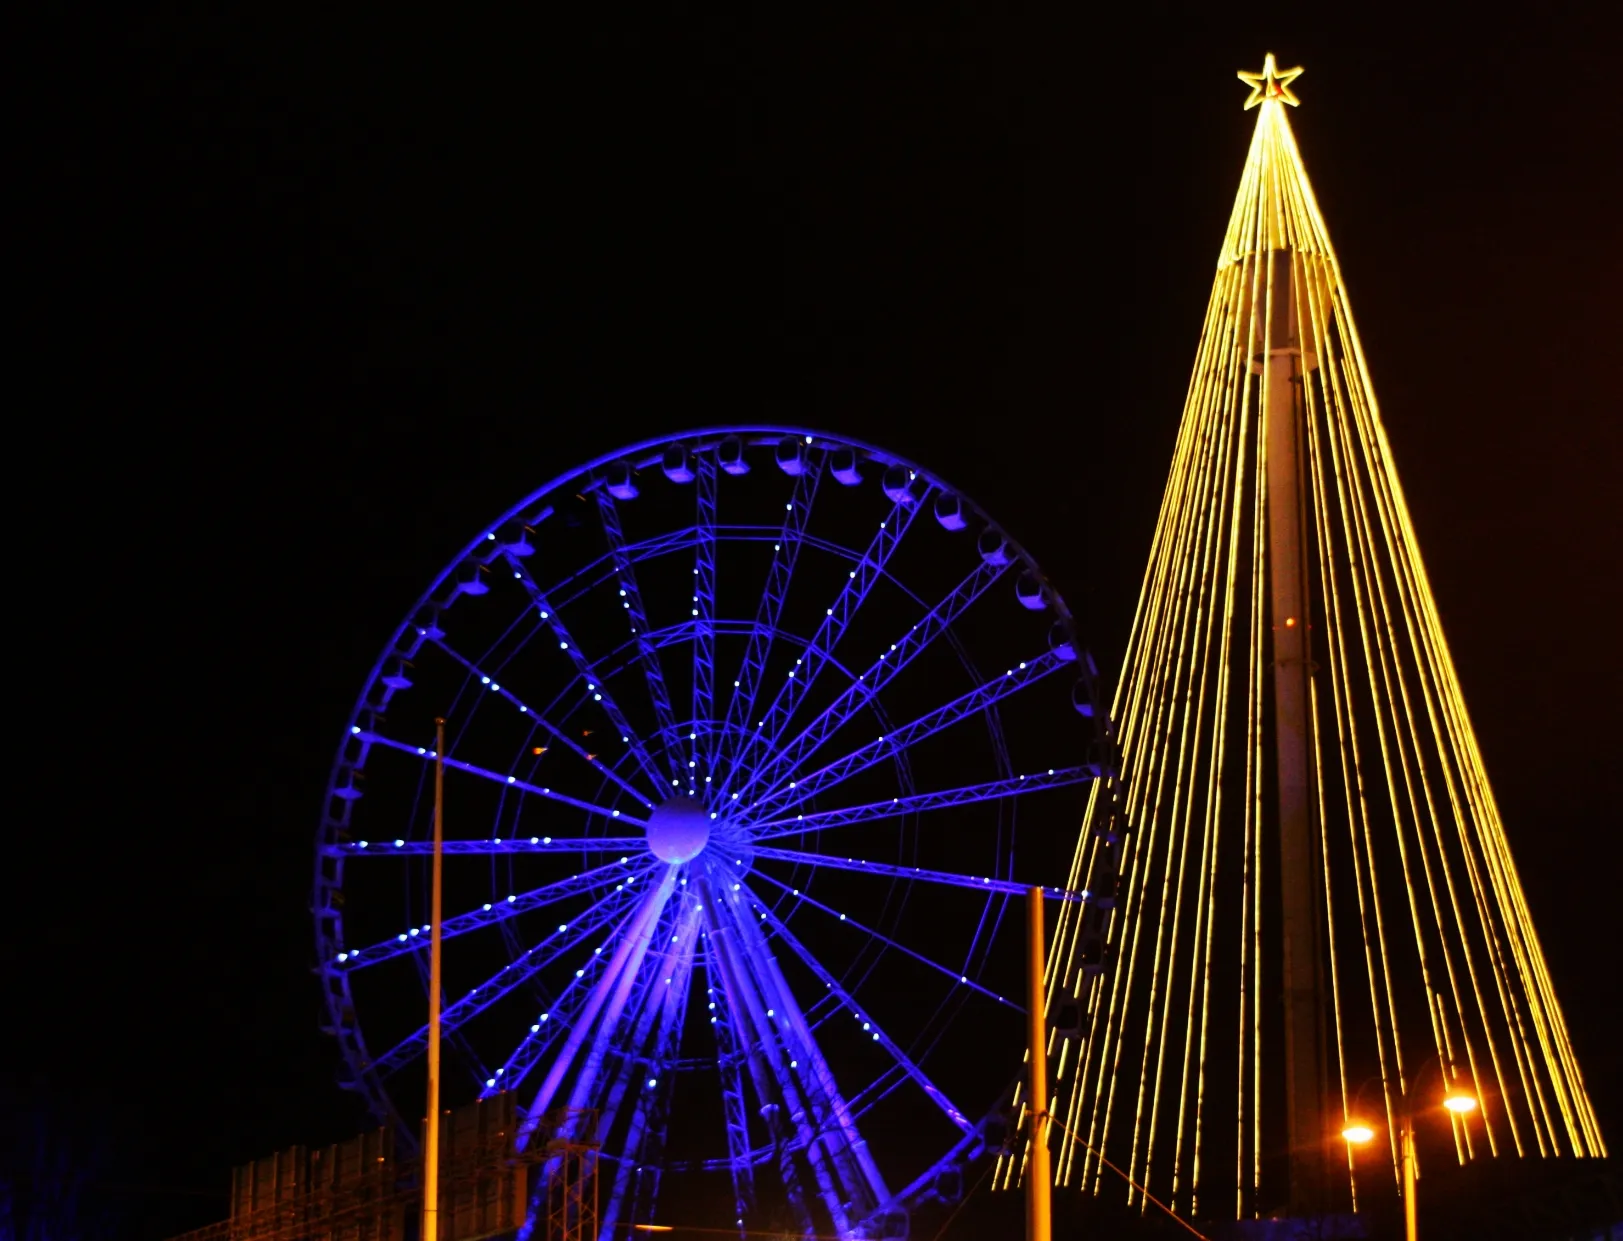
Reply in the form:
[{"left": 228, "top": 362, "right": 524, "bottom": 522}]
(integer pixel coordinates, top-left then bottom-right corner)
[
  {"left": 1244, "top": 54, "right": 1329, "bottom": 1213},
  {"left": 1259, "top": 245, "right": 1328, "bottom": 1214}
]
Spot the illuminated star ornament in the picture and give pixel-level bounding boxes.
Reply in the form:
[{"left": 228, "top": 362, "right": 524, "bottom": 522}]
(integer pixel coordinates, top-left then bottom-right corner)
[{"left": 1237, "top": 51, "right": 1303, "bottom": 108}]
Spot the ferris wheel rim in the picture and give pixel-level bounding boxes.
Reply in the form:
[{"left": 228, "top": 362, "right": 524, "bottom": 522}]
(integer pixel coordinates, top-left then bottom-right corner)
[{"left": 312, "top": 425, "right": 1104, "bottom": 1234}]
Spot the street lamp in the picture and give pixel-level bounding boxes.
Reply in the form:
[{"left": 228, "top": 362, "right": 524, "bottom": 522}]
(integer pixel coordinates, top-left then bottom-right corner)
[{"left": 1340, "top": 1058, "right": 1477, "bottom": 1241}]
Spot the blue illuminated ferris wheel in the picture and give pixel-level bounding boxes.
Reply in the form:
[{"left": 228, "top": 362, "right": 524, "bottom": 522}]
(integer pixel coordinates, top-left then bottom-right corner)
[{"left": 314, "top": 428, "right": 1108, "bottom": 1238}]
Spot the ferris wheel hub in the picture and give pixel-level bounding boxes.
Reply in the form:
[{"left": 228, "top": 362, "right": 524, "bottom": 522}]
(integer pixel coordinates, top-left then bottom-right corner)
[{"left": 645, "top": 795, "right": 713, "bottom": 864}]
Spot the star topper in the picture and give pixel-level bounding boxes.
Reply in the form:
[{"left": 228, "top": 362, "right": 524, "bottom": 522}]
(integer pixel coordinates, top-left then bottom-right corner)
[{"left": 1238, "top": 53, "right": 1304, "bottom": 109}]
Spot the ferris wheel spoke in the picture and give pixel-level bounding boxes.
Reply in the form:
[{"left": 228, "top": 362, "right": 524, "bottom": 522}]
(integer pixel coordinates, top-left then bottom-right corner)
[
  {"left": 480, "top": 893, "right": 660, "bottom": 1102},
  {"left": 371, "top": 885, "right": 640, "bottom": 1078},
  {"left": 697, "top": 907, "right": 818, "bottom": 1235},
  {"left": 736, "top": 557, "right": 1009, "bottom": 805},
  {"left": 565, "top": 896, "right": 699, "bottom": 1119},
  {"left": 503, "top": 552, "right": 669, "bottom": 796},
  {"left": 705, "top": 863, "right": 887, "bottom": 1230},
  {"left": 722, "top": 489, "right": 930, "bottom": 791},
  {"left": 595, "top": 493, "right": 685, "bottom": 787},
  {"left": 698, "top": 938, "right": 759, "bottom": 1225},
  {"left": 336, "top": 859, "right": 644, "bottom": 971},
  {"left": 330, "top": 835, "right": 646, "bottom": 858},
  {"left": 357, "top": 730, "right": 647, "bottom": 826},
  {"left": 750, "top": 766, "right": 1095, "bottom": 839},
  {"left": 740, "top": 881, "right": 975, "bottom": 1136},
  {"left": 742, "top": 867, "right": 1022, "bottom": 1013},
  {"left": 750, "top": 846, "right": 1081, "bottom": 903},
  {"left": 595, "top": 900, "right": 702, "bottom": 1235},
  {"left": 549, "top": 524, "right": 699, "bottom": 611},
  {"left": 428, "top": 636, "right": 655, "bottom": 808},
  {"left": 548, "top": 521, "right": 886, "bottom": 615},
  {"left": 515, "top": 869, "right": 679, "bottom": 1147},
  {"left": 713, "top": 461, "right": 823, "bottom": 796},
  {"left": 742, "top": 647, "right": 1071, "bottom": 822},
  {"left": 691, "top": 455, "right": 718, "bottom": 780}
]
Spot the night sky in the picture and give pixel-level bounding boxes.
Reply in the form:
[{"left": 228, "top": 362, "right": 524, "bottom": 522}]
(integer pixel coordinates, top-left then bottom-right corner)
[{"left": 16, "top": 6, "right": 1620, "bottom": 1238}]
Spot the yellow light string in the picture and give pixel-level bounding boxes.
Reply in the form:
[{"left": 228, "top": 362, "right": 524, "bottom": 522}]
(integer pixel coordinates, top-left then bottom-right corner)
[
  {"left": 1329, "top": 262, "right": 1549, "bottom": 1156},
  {"left": 1273, "top": 134, "right": 1401, "bottom": 1200},
  {"left": 1320, "top": 296, "right": 1531, "bottom": 1161},
  {"left": 1172, "top": 242, "right": 1258, "bottom": 1215},
  {"left": 1232, "top": 266, "right": 1269, "bottom": 1215},
  {"left": 1279, "top": 138, "right": 1428, "bottom": 1181},
  {"left": 1314, "top": 260, "right": 1516, "bottom": 1159},
  {"left": 1275, "top": 175, "right": 1455, "bottom": 1156},
  {"left": 1310, "top": 122, "right": 1601, "bottom": 1153},
  {"left": 1098, "top": 298, "right": 1241, "bottom": 1196},
  {"left": 1119, "top": 397, "right": 1226, "bottom": 1199},
  {"left": 1435, "top": 991, "right": 1469, "bottom": 1162},
  {"left": 1299, "top": 310, "right": 1404, "bottom": 1179},
  {"left": 1278, "top": 213, "right": 1365, "bottom": 1197},
  {"left": 1139, "top": 281, "right": 1248, "bottom": 1205}
]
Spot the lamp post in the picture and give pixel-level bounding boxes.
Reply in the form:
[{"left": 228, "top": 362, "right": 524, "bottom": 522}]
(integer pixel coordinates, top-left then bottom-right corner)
[
  {"left": 423, "top": 718, "right": 445, "bottom": 1241},
  {"left": 1340, "top": 1057, "right": 1476, "bottom": 1241},
  {"left": 1025, "top": 887, "right": 1052, "bottom": 1241}
]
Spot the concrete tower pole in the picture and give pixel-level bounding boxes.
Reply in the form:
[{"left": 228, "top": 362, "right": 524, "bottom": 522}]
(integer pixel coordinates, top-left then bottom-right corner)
[{"left": 1261, "top": 249, "right": 1327, "bottom": 1214}]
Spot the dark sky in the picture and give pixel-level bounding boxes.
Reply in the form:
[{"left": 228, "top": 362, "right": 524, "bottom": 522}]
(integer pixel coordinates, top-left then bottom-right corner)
[{"left": 16, "top": 6, "right": 1621, "bottom": 1238}]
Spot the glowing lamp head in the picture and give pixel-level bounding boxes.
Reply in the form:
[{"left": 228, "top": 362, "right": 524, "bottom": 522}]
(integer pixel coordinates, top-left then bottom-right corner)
[
  {"left": 1341, "top": 1124, "right": 1376, "bottom": 1144},
  {"left": 1443, "top": 1092, "right": 1478, "bottom": 1115}
]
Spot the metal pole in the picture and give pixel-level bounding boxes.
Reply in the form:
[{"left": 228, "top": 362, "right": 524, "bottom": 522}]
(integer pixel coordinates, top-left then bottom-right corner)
[
  {"left": 1401, "top": 1111, "right": 1418, "bottom": 1241},
  {"left": 1026, "top": 887, "right": 1052, "bottom": 1241},
  {"left": 424, "top": 717, "right": 445, "bottom": 1241},
  {"left": 1261, "top": 248, "right": 1327, "bottom": 1214}
]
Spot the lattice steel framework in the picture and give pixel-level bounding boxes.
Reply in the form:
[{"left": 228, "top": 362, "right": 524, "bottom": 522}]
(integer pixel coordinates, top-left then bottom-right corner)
[
  {"left": 1008, "top": 55, "right": 1607, "bottom": 1225},
  {"left": 314, "top": 428, "right": 1109, "bottom": 1239}
]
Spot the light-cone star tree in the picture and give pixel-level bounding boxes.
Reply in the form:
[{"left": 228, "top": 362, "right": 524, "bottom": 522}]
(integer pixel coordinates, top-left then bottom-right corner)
[{"left": 1007, "top": 54, "right": 1607, "bottom": 1222}]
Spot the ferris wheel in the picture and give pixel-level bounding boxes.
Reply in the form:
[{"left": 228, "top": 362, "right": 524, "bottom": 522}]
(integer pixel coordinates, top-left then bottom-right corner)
[{"left": 313, "top": 428, "right": 1108, "bottom": 1238}]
